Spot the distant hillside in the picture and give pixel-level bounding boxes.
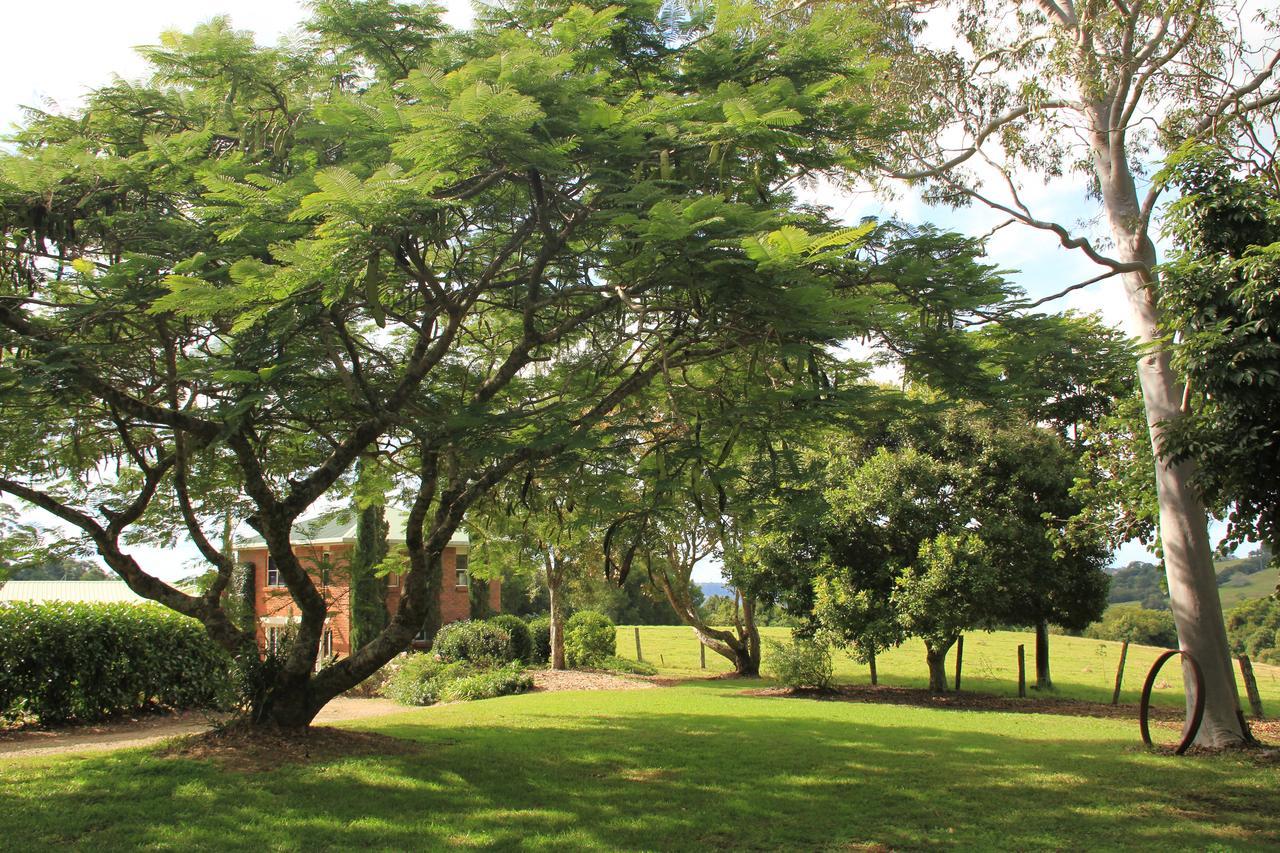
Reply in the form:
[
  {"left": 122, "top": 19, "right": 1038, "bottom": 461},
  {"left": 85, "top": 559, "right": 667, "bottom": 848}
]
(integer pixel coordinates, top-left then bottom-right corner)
[
  {"left": 1107, "top": 550, "right": 1275, "bottom": 612},
  {"left": 699, "top": 582, "right": 733, "bottom": 599}
]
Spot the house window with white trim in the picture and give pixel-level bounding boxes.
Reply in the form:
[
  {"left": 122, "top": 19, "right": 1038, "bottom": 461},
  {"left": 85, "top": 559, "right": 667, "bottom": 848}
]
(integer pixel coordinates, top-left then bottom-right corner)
[
  {"left": 455, "top": 554, "right": 470, "bottom": 589},
  {"left": 267, "top": 557, "right": 282, "bottom": 587},
  {"left": 266, "top": 625, "right": 288, "bottom": 655}
]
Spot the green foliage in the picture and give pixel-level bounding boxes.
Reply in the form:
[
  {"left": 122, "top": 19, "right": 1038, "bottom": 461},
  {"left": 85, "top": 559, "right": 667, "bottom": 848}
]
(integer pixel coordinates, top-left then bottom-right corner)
[
  {"left": 437, "top": 662, "right": 534, "bottom": 702},
  {"left": 564, "top": 610, "right": 616, "bottom": 667},
  {"left": 1084, "top": 607, "right": 1179, "bottom": 649},
  {"left": 0, "top": 603, "right": 231, "bottom": 724},
  {"left": 487, "top": 614, "right": 533, "bottom": 663},
  {"left": 1226, "top": 597, "right": 1280, "bottom": 665},
  {"left": 1106, "top": 561, "right": 1168, "bottom": 609},
  {"left": 382, "top": 655, "right": 532, "bottom": 705},
  {"left": 527, "top": 615, "right": 552, "bottom": 663},
  {"left": 349, "top": 462, "right": 391, "bottom": 651},
  {"left": 765, "top": 636, "right": 834, "bottom": 690},
  {"left": 432, "top": 620, "right": 515, "bottom": 667},
  {"left": 1161, "top": 149, "right": 1280, "bottom": 560},
  {"left": 383, "top": 655, "right": 471, "bottom": 706}
]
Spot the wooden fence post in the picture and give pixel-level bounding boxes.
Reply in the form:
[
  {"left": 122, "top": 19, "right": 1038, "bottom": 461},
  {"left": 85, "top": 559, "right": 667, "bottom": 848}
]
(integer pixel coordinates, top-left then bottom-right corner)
[
  {"left": 1017, "top": 644, "right": 1026, "bottom": 698},
  {"left": 869, "top": 649, "right": 878, "bottom": 686},
  {"left": 1238, "top": 655, "right": 1265, "bottom": 720},
  {"left": 954, "top": 636, "right": 964, "bottom": 692},
  {"left": 634, "top": 627, "right": 643, "bottom": 662},
  {"left": 700, "top": 642, "right": 706, "bottom": 669},
  {"left": 1111, "top": 640, "right": 1129, "bottom": 706}
]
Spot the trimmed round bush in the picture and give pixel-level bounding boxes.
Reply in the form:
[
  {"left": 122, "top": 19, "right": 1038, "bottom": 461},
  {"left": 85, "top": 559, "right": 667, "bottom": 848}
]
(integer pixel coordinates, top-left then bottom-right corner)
[
  {"left": 564, "top": 610, "right": 616, "bottom": 668},
  {"left": 527, "top": 615, "right": 552, "bottom": 663},
  {"left": 0, "top": 602, "right": 232, "bottom": 724},
  {"left": 488, "top": 614, "right": 533, "bottom": 663},
  {"left": 432, "top": 620, "right": 514, "bottom": 666},
  {"left": 765, "top": 637, "right": 833, "bottom": 690}
]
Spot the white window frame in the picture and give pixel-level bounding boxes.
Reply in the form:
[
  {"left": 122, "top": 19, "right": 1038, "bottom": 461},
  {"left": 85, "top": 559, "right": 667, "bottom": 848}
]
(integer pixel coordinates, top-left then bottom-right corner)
[
  {"left": 455, "top": 554, "right": 470, "bottom": 589},
  {"left": 266, "top": 557, "right": 283, "bottom": 588}
]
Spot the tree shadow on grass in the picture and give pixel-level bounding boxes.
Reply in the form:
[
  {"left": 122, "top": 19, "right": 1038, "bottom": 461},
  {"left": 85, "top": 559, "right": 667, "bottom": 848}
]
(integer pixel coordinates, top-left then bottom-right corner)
[{"left": 2, "top": 696, "right": 1277, "bottom": 851}]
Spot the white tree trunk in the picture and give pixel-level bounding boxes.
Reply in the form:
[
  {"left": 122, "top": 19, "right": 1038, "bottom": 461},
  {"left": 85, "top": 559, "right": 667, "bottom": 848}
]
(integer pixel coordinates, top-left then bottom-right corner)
[{"left": 1099, "top": 155, "right": 1249, "bottom": 746}]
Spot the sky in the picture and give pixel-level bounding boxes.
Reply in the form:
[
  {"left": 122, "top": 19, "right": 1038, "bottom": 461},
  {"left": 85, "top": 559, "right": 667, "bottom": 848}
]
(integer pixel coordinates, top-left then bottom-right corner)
[{"left": 0, "top": 1, "right": 1183, "bottom": 582}]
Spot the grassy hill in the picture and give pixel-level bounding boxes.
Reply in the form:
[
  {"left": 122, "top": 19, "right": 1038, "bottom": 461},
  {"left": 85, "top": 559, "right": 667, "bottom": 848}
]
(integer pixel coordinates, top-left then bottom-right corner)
[{"left": 1108, "top": 553, "right": 1276, "bottom": 612}]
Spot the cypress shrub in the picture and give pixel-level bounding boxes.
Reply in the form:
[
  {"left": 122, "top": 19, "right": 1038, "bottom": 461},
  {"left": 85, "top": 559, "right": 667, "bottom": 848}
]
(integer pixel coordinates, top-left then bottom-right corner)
[
  {"left": 527, "top": 615, "right": 552, "bottom": 663},
  {"left": 0, "top": 602, "right": 232, "bottom": 724},
  {"left": 564, "top": 610, "right": 616, "bottom": 667},
  {"left": 488, "top": 614, "right": 533, "bottom": 662}
]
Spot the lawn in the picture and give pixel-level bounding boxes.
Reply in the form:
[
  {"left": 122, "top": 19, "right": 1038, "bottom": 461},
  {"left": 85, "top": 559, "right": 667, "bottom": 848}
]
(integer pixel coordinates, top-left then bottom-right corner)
[
  {"left": 622, "top": 625, "right": 1280, "bottom": 710},
  {"left": 2, "top": 680, "right": 1278, "bottom": 850}
]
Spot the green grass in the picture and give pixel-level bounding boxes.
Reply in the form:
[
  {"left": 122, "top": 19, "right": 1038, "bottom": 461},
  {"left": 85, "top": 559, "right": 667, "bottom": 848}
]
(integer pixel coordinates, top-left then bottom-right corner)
[
  {"left": 2, "top": 680, "right": 1279, "bottom": 850},
  {"left": 619, "top": 626, "right": 1280, "bottom": 710},
  {"left": 1218, "top": 564, "right": 1279, "bottom": 610}
]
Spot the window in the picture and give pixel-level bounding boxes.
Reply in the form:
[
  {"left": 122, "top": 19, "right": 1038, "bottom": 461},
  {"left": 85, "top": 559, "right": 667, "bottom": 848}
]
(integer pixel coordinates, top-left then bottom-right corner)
[
  {"left": 266, "top": 625, "right": 287, "bottom": 655},
  {"left": 387, "top": 572, "right": 399, "bottom": 588},
  {"left": 455, "top": 554, "right": 470, "bottom": 588},
  {"left": 320, "top": 551, "right": 331, "bottom": 587},
  {"left": 267, "top": 557, "right": 282, "bottom": 588}
]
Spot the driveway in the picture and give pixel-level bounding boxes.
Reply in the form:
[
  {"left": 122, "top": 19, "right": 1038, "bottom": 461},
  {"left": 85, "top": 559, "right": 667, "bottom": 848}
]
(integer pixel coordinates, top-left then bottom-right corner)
[{"left": 0, "top": 698, "right": 406, "bottom": 760}]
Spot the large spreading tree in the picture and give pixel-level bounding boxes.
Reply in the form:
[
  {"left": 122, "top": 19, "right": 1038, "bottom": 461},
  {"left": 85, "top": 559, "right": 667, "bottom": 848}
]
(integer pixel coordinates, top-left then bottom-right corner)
[{"left": 0, "top": 1, "right": 904, "bottom": 729}]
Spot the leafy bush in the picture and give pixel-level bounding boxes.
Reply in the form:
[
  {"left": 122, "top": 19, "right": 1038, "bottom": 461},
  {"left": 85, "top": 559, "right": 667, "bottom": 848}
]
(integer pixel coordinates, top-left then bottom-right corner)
[
  {"left": 382, "top": 655, "right": 532, "bottom": 705},
  {"left": 599, "top": 655, "right": 658, "bottom": 676},
  {"left": 438, "top": 662, "right": 534, "bottom": 702},
  {"left": 565, "top": 610, "right": 616, "bottom": 667},
  {"left": 765, "top": 637, "right": 834, "bottom": 690},
  {"left": 488, "top": 614, "right": 533, "bottom": 663},
  {"left": 432, "top": 619, "right": 514, "bottom": 666},
  {"left": 381, "top": 655, "right": 469, "bottom": 706},
  {"left": 1084, "top": 606, "right": 1178, "bottom": 648},
  {"left": 0, "top": 602, "right": 231, "bottom": 724},
  {"left": 527, "top": 614, "right": 552, "bottom": 663},
  {"left": 1227, "top": 597, "right": 1280, "bottom": 664}
]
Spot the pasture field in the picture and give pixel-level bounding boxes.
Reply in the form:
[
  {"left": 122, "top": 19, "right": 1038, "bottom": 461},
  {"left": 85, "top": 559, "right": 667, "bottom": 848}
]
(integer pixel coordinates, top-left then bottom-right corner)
[
  {"left": 618, "top": 625, "right": 1280, "bottom": 711},
  {"left": 2, "top": 680, "right": 1278, "bottom": 850}
]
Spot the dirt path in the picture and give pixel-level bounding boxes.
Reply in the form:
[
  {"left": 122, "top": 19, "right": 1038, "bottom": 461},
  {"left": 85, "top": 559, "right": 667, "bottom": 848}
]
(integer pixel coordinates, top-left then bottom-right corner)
[{"left": 0, "top": 698, "right": 405, "bottom": 760}]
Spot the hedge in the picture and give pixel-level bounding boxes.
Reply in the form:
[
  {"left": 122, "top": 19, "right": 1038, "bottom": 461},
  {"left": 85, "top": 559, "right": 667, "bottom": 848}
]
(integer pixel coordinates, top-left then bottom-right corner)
[
  {"left": 0, "top": 602, "right": 232, "bottom": 724},
  {"left": 565, "top": 610, "right": 616, "bottom": 668}
]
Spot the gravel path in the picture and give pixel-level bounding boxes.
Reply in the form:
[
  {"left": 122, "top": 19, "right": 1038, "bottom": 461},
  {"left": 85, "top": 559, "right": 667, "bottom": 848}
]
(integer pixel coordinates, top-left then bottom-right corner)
[{"left": 0, "top": 698, "right": 405, "bottom": 760}]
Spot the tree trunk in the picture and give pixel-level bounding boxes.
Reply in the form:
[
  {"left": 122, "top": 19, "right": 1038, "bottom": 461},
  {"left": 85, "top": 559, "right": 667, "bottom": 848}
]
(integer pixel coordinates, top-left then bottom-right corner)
[
  {"left": 1035, "top": 620, "right": 1052, "bottom": 691},
  {"left": 925, "top": 640, "right": 953, "bottom": 693},
  {"left": 1101, "top": 204, "right": 1248, "bottom": 746},
  {"left": 549, "top": 575, "right": 566, "bottom": 670}
]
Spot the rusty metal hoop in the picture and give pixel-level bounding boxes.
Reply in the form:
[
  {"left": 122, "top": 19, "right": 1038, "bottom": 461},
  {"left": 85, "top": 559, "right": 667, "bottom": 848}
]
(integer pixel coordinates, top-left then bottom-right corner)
[{"left": 1139, "top": 649, "right": 1206, "bottom": 755}]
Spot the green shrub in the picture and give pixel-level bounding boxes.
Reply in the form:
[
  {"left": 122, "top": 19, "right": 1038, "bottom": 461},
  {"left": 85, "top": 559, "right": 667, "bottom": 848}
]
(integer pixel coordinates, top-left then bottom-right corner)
[
  {"left": 765, "top": 637, "right": 834, "bottom": 690},
  {"left": 1226, "top": 597, "right": 1280, "bottom": 663},
  {"left": 382, "top": 654, "right": 474, "bottom": 706},
  {"left": 0, "top": 602, "right": 232, "bottom": 724},
  {"left": 527, "top": 615, "right": 552, "bottom": 663},
  {"left": 1084, "top": 606, "right": 1178, "bottom": 648},
  {"left": 565, "top": 610, "right": 616, "bottom": 667},
  {"left": 488, "top": 614, "right": 533, "bottom": 663},
  {"left": 599, "top": 655, "right": 658, "bottom": 676},
  {"left": 438, "top": 662, "right": 534, "bottom": 702},
  {"left": 432, "top": 620, "right": 514, "bottom": 666}
]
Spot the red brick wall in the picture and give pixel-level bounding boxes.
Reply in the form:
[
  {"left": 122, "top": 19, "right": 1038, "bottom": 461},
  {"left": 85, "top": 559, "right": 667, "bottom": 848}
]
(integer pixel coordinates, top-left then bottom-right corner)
[{"left": 238, "top": 544, "right": 496, "bottom": 658}]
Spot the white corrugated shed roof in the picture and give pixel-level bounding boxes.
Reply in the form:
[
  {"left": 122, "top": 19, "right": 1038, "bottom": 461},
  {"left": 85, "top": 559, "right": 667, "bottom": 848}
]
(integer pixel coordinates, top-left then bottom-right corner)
[
  {"left": 0, "top": 580, "right": 149, "bottom": 604},
  {"left": 237, "top": 506, "right": 469, "bottom": 549}
]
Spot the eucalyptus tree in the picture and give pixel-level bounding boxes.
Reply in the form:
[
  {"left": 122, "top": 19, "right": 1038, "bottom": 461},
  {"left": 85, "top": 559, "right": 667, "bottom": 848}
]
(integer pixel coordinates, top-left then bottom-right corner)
[
  {"left": 0, "top": 1, "right": 895, "bottom": 729},
  {"left": 857, "top": 0, "right": 1280, "bottom": 744}
]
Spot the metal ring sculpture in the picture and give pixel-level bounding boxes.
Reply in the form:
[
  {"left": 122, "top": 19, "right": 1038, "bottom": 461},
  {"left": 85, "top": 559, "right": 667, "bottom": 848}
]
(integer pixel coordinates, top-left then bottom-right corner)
[{"left": 1139, "top": 649, "right": 1206, "bottom": 755}]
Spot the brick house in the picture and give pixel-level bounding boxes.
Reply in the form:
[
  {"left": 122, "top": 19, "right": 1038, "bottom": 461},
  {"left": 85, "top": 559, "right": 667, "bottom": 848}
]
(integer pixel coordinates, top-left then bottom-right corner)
[{"left": 236, "top": 508, "right": 499, "bottom": 661}]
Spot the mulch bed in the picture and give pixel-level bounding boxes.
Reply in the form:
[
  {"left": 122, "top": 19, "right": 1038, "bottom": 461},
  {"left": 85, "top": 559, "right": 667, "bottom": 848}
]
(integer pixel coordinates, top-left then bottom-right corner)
[
  {"left": 162, "top": 723, "right": 422, "bottom": 773},
  {"left": 531, "top": 670, "right": 657, "bottom": 692}
]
